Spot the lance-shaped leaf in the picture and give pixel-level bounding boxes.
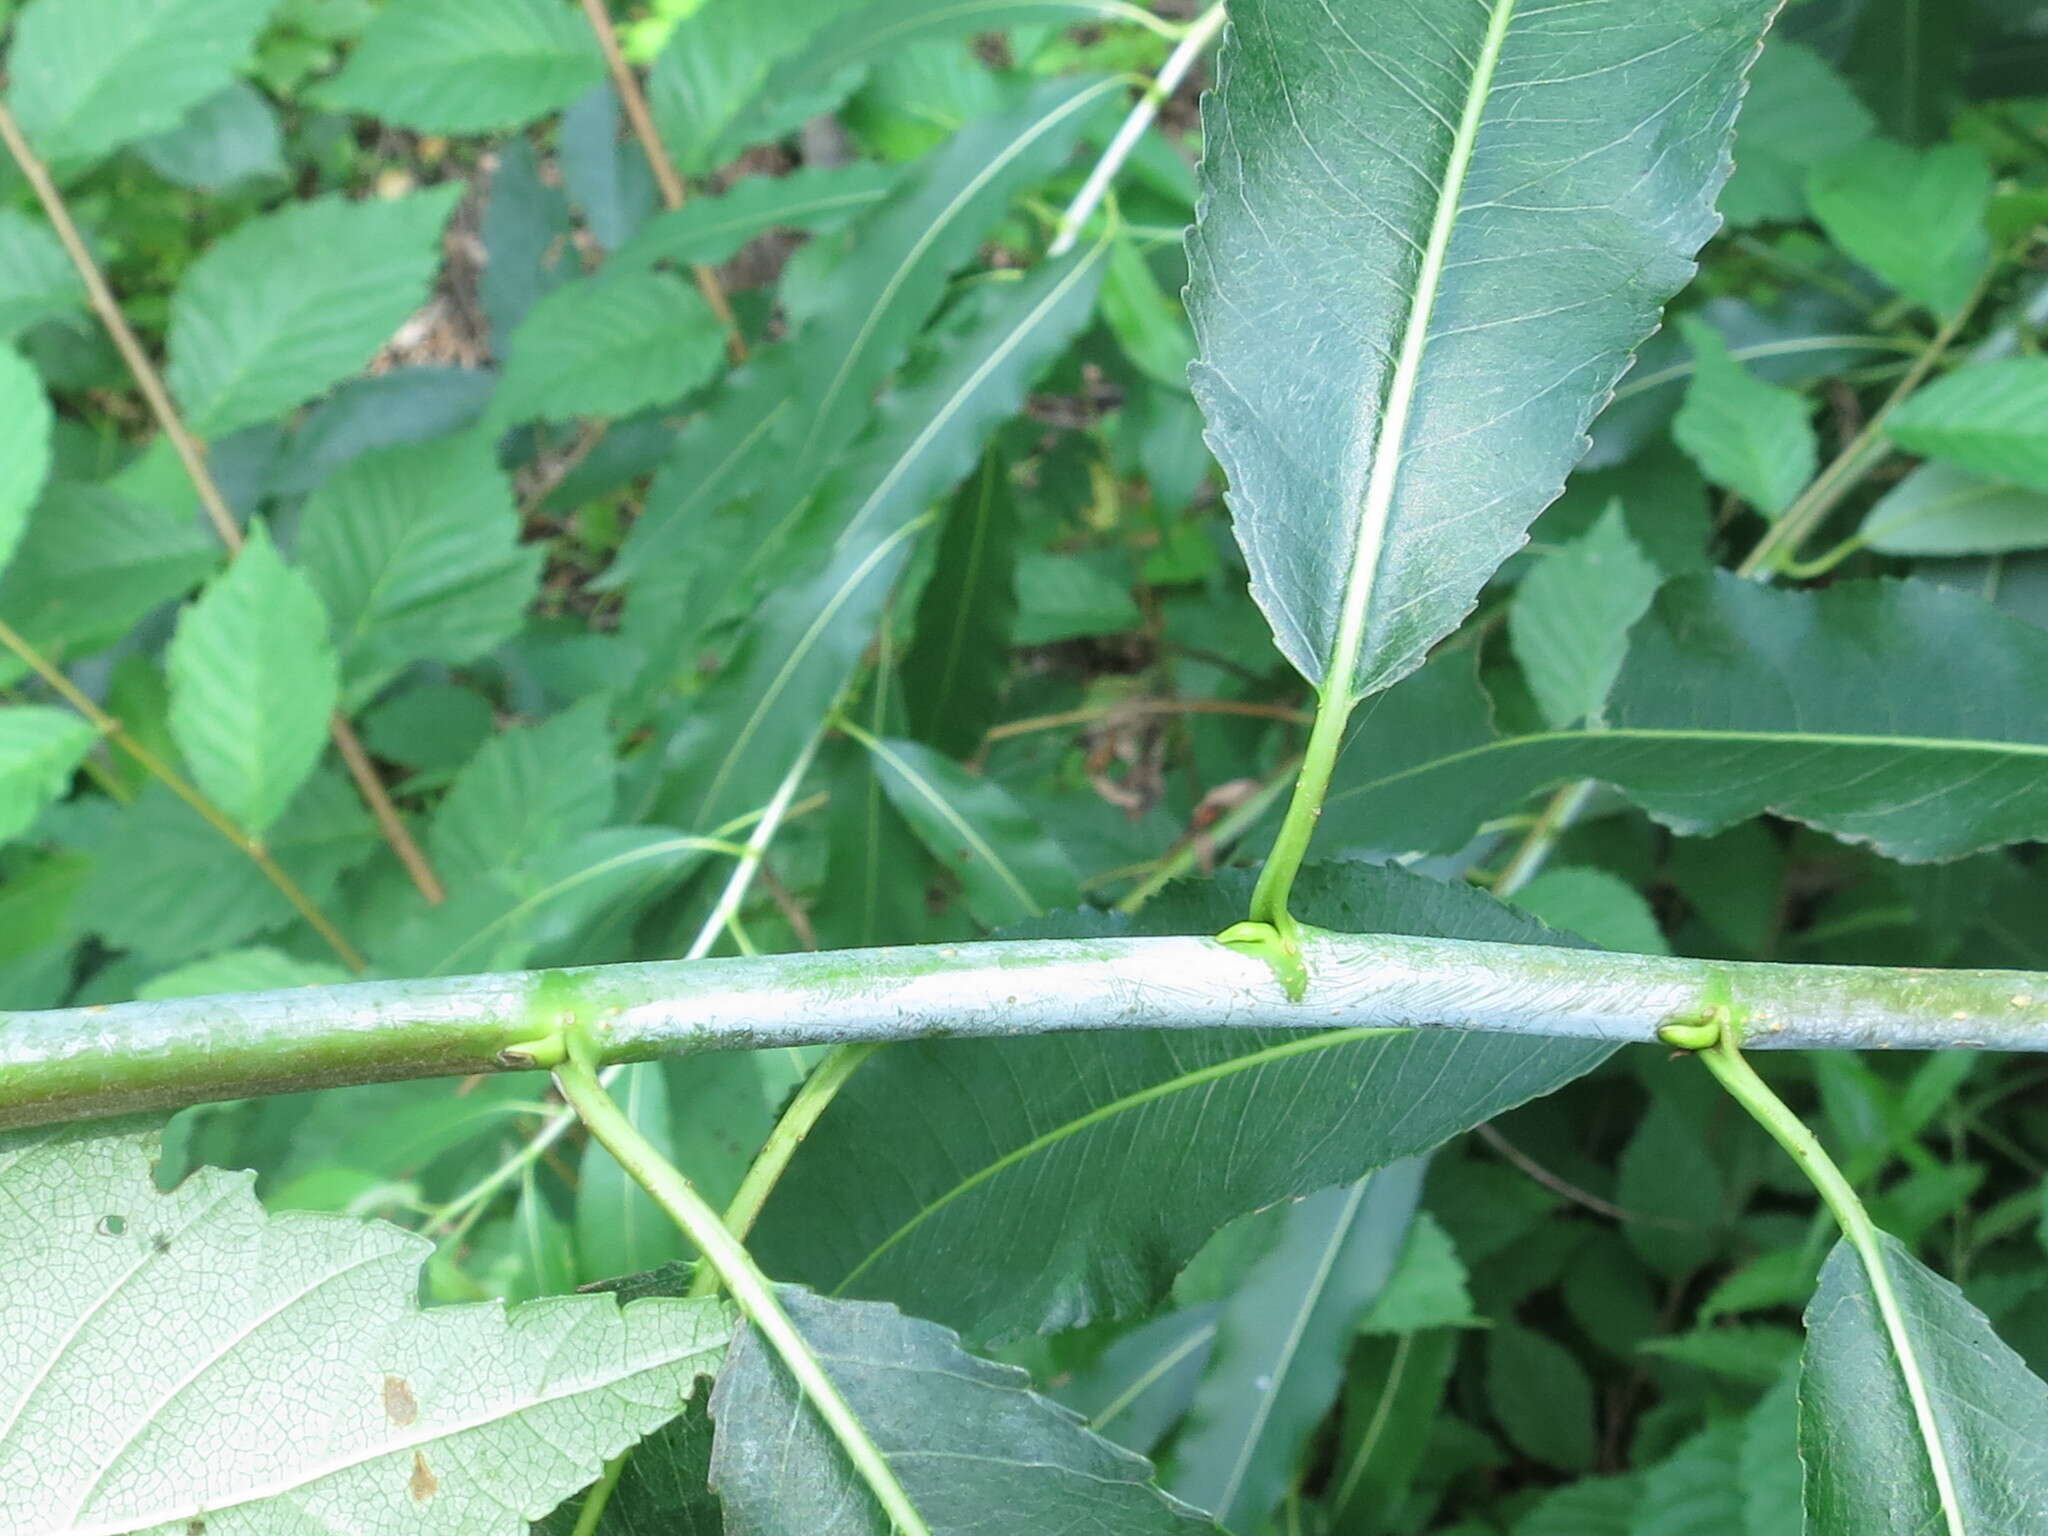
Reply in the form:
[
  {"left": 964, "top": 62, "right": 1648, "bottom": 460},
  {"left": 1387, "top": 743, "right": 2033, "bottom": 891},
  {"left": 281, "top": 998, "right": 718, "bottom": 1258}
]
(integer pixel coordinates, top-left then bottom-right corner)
[
  {"left": 1323, "top": 574, "right": 2048, "bottom": 863},
  {"left": 902, "top": 452, "right": 1019, "bottom": 758},
  {"left": 1186, "top": 0, "right": 1771, "bottom": 704},
  {"left": 750, "top": 863, "right": 1609, "bottom": 1344},
  {"left": 0, "top": 1120, "right": 728, "bottom": 1536},
  {"left": 1801, "top": 1234, "right": 2048, "bottom": 1534},
  {"left": 612, "top": 164, "right": 900, "bottom": 273},
  {"left": 707, "top": 1288, "right": 1211, "bottom": 1535}
]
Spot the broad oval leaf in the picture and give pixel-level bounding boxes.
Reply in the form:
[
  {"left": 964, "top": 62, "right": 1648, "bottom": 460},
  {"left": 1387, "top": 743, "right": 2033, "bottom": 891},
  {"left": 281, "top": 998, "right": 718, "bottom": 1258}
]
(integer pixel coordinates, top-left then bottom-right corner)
[
  {"left": 0, "top": 1120, "right": 727, "bottom": 1536},
  {"left": 0, "top": 706, "right": 96, "bottom": 844},
  {"left": 487, "top": 272, "right": 727, "bottom": 428},
  {"left": 1886, "top": 359, "right": 2048, "bottom": 495},
  {"left": 1187, "top": 0, "right": 1772, "bottom": 702},
  {"left": 320, "top": 0, "right": 604, "bottom": 134}
]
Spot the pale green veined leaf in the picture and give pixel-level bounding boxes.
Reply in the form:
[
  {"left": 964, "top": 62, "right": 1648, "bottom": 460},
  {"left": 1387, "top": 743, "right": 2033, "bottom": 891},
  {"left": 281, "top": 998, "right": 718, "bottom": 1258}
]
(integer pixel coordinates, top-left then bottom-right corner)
[
  {"left": 535, "top": 1396, "right": 721, "bottom": 1535},
  {"left": 1166, "top": 1164, "right": 1422, "bottom": 1532},
  {"left": 1886, "top": 359, "right": 2048, "bottom": 494},
  {"left": 1508, "top": 505, "right": 1660, "bottom": 730},
  {"left": 487, "top": 272, "right": 727, "bottom": 428},
  {"left": 0, "top": 1119, "right": 727, "bottom": 1536},
  {"left": 1186, "top": 0, "right": 1772, "bottom": 704},
  {"left": 611, "top": 164, "right": 900, "bottom": 273},
  {"left": 854, "top": 729, "right": 1081, "bottom": 929},
  {"left": 295, "top": 434, "right": 541, "bottom": 706},
  {"left": 319, "top": 0, "right": 604, "bottom": 133},
  {"left": 165, "top": 523, "right": 338, "bottom": 837},
  {"left": 1322, "top": 574, "right": 2048, "bottom": 863},
  {"left": 3, "top": 0, "right": 278, "bottom": 169},
  {"left": 1807, "top": 141, "right": 1992, "bottom": 318},
  {"left": 0, "top": 210, "right": 85, "bottom": 339},
  {"left": 707, "top": 1288, "right": 1209, "bottom": 1534},
  {"left": 164, "top": 189, "right": 462, "bottom": 439},
  {"left": 0, "top": 346, "right": 53, "bottom": 577},
  {"left": 428, "top": 698, "right": 617, "bottom": 890},
  {"left": 1671, "top": 319, "right": 1818, "bottom": 518},
  {"left": 751, "top": 863, "right": 1609, "bottom": 1344},
  {"left": 1802, "top": 1234, "right": 2048, "bottom": 1534},
  {"left": 1857, "top": 461, "right": 2048, "bottom": 557},
  {"left": 0, "top": 707, "right": 96, "bottom": 844}
]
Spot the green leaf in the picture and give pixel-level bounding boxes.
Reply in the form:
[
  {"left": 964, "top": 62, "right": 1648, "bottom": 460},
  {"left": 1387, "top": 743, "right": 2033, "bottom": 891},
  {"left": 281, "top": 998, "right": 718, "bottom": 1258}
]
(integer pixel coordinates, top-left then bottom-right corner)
[
  {"left": 1326, "top": 1330, "right": 1460, "bottom": 1534},
  {"left": 166, "top": 523, "right": 337, "bottom": 836},
  {"left": 1358, "top": 1213, "right": 1478, "bottom": 1334},
  {"left": 1512, "top": 867, "right": 1668, "bottom": 957},
  {"left": 1671, "top": 319, "right": 1817, "bottom": 518},
  {"left": 3, "top": 0, "right": 279, "bottom": 169},
  {"left": 536, "top": 1396, "right": 722, "bottom": 1536},
  {"left": 1618, "top": 1097, "right": 1725, "bottom": 1276},
  {"left": 1168, "top": 1163, "right": 1423, "bottom": 1531},
  {"left": 860, "top": 733, "right": 1081, "bottom": 928},
  {"left": 0, "top": 1119, "right": 727, "bottom": 1535},
  {"left": 707, "top": 1287, "right": 1209, "bottom": 1534},
  {"left": 1487, "top": 1322, "right": 1597, "bottom": 1471},
  {"left": 1808, "top": 141, "right": 1991, "bottom": 318},
  {"left": 612, "top": 164, "right": 900, "bottom": 272},
  {"left": 1858, "top": 462, "right": 2048, "bottom": 557},
  {"left": 1717, "top": 40, "right": 1874, "bottom": 227},
  {"left": 136, "top": 81, "right": 285, "bottom": 191},
  {"left": 1886, "top": 359, "right": 2048, "bottom": 494},
  {"left": 1631, "top": 1419, "right": 1748, "bottom": 1536},
  {"left": 751, "top": 863, "right": 1610, "bottom": 1343},
  {"left": 1013, "top": 552, "right": 1142, "bottom": 645},
  {"left": 1638, "top": 1325, "right": 1801, "bottom": 1385},
  {"left": 320, "top": 0, "right": 604, "bottom": 132},
  {"left": 1324, "top": 575, "right": 2048, "bottom": 863},
  {"left": 1056, "top": 1306, "right": 1218, "bottom": 1458},
  {"left": 901, "top": 453, "right": 1019, "bottom": 758},
  {"left": 1510, "top": 506, "right": 1660, "bottom": 729},
  {"left": 430, "top": 698, "right": 617, "bottom": 888},
  {"left": 1102, "top": 233, "right": 1192, "bottom": 393},
  {"left": 0, "top": 706, "right": 95, "bottom": 844},
  {"left": 1802, "top": 1234, "right": 2048, "bottom": 1533},
  {"left": 579, "top": 1064, "right": 691, "bottom": 1283},
  {"left": 1186, "top": 0, "right": 1770, "bottom": 703},
  {"left": 645, "top": 0, "right": 862, "bottom": 177},
  {"left": 1513, "top": 1476, "right": 1639, "bottom": 1536},
  {"left": 0, "top": 210, "right": 85, "bottom": 339},
  {"left": 489, "top": 272, "right": 727, "bottom": 428},
  {"left": 165, "top": 189, "right": 462, "bottom": 439},
  {"left": 0, "top": 346, "right": 53, "bottom": 577},
  {"left": 295, "top": 434, "right": 541, "bottom": 705},
  {"left": 135, "top": 945, "right": 350, "bottom": 1001}
]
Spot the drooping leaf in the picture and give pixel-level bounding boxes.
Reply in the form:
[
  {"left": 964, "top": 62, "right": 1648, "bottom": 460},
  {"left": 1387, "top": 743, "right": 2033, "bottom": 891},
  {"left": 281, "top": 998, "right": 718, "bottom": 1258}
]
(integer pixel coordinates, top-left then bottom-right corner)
[
  {"left": 1510, "top": 506, "right": 1660, "bottom": 730},
  {"left": 1718, "top": 40, "right": 1874, "bottom": 227},
  {"left": 165, "top": 189, "right": 463, "bottom": 439},
  {"left": 1186, "top": 0, "right": 1771, "bottom": 703},
  {"left": 817, "top": 736, "right": 933, "bottom": 951},
  {"left": 481, "top": 138, "right": 578, "bottom": 340},
  {"left": 1842, "top": 0, "right": 1969, "bottom": 145},
  {"left": 295, "top": 434, "right": 541, "bottom": 705},
  {"left": 0, "top": 346, "right": 53, "bottom": 577},
  {"left": 901, "top": 452, "right": 1019, "bottom": 758},
  {"left": 135, "top": 81, "right": 285, "bottom": 191},
  {"left": 612, "top": 164, "right": 900, "bottom": 272},
  {"left": 1886, "top": 359, "right": 2048, "bottom": 494},
  {"left": 1808, "top": 141, "right": 1991, "bottom": 318},
  {"left": 1857, "top": 461, "right": 2048, "bottom": 557},
  {"left": 0, "top": 210, "right": 84, "bottom": 339},
  {"left": 488, "top": 272, "right": 727, "bottom": 428},
  {"left": 166, "top": 523, "right": 338, "bottom": 837},
  {"left": 1323, "top": 575, "right": 2048, "bottom": 863},
  {"left": 707, "top": 1287, "right": 1210, "bottom": 1534},
  {"left": 0, "top": 1119, "right": 728, "bottom": 1536},
  {"left": 0, "top": 707, "right": 95, "bottom": 844},
  {"left": 860, "top": 732, "right": 1081, "bottom": 928},
  {"left": 320, "top": 0, "right": 604, "bottom": 133},
  {"left": 3, "top": 0, "right": 279, "bottom": 169},
  {"left": 1671, "top": 319, "right": 1817, "bottom": 518},
  {"left": 1168, "top": 1163, "right": 1424, "bottom": 1532},
  {"left": 1102, "top": 232, "right": 1193, "bottom": 394},
  {"left": 1801, "top": 1234, "right": 2048, "bottom": 1533},
  {"left": 751, "top": 863, "right": 1610, "bottom": 1343}
]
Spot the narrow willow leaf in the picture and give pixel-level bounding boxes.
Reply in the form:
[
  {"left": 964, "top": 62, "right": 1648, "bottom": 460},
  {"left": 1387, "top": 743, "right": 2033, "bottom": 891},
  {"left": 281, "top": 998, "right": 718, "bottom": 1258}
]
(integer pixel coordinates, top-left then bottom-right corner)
[
  {"left": 1857, "top": 461, "right": 2048, "bottom": 557},
  {"left": 4, "top": 0, "right": 277, "bottom": 169},
  {"left": 1323, "top": 575, "right": 2048, "bottom": 863},
  {"left": 1509, "top": 506, "right": 1660, "bottom": 730},
  {"left": 602, "top": 79, "right": 1114, "bottom": 593},
  {"left": 612, "top": 164, "right": 900, "bottom": 273},
  {"left": 1802, "top": 1234, "right": 2048, "bottom": 1533},
  {"left": 295, "top": 434, "right": 542, "bottom": 707},
  {"left": 859, "top": 732, "right": 1081, "bottom": 929},
  {"left": 0, "top": 210, "right": 85, "bottom": 338},
  {"left": 1886, "top": 359, "right": 2048, "bottom": 494},
  {"left": 1057, "top": 1307, "right": 1219, "bottom": 1458},
  {"left": 1326, "top": 1331, "right": 1459, "bottom": 1534},
  {"left": 708, "top": 1288, "right": 1211, "bottom": 1534},
  {"left": 1100, "top": 231, "right": 1192, "bottom": 393},
  {"left": 0, "top": 707, "right": 95, "bottom": 844},
  {"left": 653, "top": 244, "right": 1108, "bottom": 835},
  {"left": 488, "top": 272, "right": 727, "bottom": 427},
  {"left": 0, "top": 1120, "right": 727, "bottom": 1536},
  {"left": 902, "top": 453, "right": 1019, "bottom": 758},
  {"left": 1807, "top": 141, "right": 1991, "bottom": 318},
  {"left": 320, "top": 0, "right": 604, "bottom": 133},
  {"left": 578, "top": 1064, "right": 690, "bottom": 1283},
  {"left": 165, "top": 524, "right": 338, "bottom": 837},
  {"left": 1187, "top": 0, "right": 1771, "bottom": 704},
  {"left": 1168, "top": 1163, "right": 1423, "bottom": 1532},
  {"left": 751, "top": 863, "right": 1609, "bottom": 1343},
  {"left": 165, "top": 189, "right": 462, "bottom": 439},
  {"left": 1671, "top": 320, "right": 1818, "bottom": 518},
  {"left": 0, "top": 346, "right": 53, "bottom": 576}
]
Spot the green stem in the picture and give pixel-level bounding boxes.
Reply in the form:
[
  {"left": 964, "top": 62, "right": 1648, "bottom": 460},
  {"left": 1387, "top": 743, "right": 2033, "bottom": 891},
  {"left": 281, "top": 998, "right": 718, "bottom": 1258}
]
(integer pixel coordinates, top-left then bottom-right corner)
[
  {"left": 689, "top": 1042, "right": 879, "bottom": 1298},
  {"left": 1248, "top": 692, "right": 1352, "bottom": 945},
  {"left": 568, "top": 1453, "right": 628, "bottom": 1536},
  {"left": 553, "top": 1057, "right": 931, "bottom": 1536},
  {"left": 1682, "top": 1029, "right": 1965, "bottom": 1534}
]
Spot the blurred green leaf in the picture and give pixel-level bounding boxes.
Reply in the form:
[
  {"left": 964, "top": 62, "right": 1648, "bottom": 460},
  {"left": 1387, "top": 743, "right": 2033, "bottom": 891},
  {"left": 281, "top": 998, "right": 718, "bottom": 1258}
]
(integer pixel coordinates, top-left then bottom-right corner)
[
  {"left": 1510, "top": 506, "right": 1660, "bottom": 730},
  {"left": 0, "top": 211, "right": 85, "bottom": 339},
  {"left": 1718, "top": 41, "right": 1873, "bottom": 227},
  {"left": 1808, "top": 141, "right": 1991, "bottom": 318},
  {"left": 136, "top": 81, "right": 284, "bottom": 190},
  {"left": 489, "top": 272, "right": 727, "bottom": 427},
  {"left": 1859, "top": 461, "right": 2048, "bottom": 557},
  {"left": 0, "top": 707, "right": 95, "bottom": 844},
  {"left": 902, "top": 454, "right": 1019, "bottom": 759},
  {"left": 320, "top": 0, "right": 603, "bottom": 132},
  {"left": 1671, "top": 320, "right": 1816, "bottom": 518},
  {"left": 1487, "top": 1322, "right": 1597, "bottom": 1472},
  {"left": 1887, "top": 360, "right": 2048, "bottom": 494}
]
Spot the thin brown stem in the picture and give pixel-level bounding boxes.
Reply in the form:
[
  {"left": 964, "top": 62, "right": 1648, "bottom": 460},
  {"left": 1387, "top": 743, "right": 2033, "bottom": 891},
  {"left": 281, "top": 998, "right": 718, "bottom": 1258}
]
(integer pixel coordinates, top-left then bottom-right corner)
[
  {"left": 575, "top": 0, "right": 747, "bottom": 360},
  {"left": 0, "top": 97, "right": 446, "bottom": 907},
  {"left": 0, "top": 617, "right": 367, "bottom": 971}
]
